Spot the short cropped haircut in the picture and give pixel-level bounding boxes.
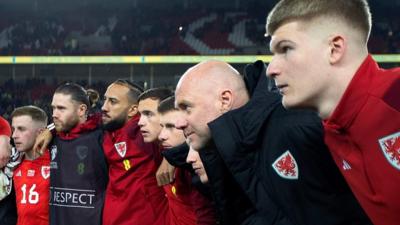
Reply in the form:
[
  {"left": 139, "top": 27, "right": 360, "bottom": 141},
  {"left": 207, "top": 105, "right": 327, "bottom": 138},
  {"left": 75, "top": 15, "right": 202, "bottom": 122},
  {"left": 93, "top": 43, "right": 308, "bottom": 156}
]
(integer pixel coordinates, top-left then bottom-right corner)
[
  {"left": 266, "top": 0, "right": 371, "bottom": 43},
  {"left": 55, "top": 83, "right": 90, "bottom": 108},
  {"left": 11, "top": 105, "right": 48, "bottom": 127},
  {"left": 138, "top": 88, "right": 173, "bottom": 103},
  {"left": 157, "top": 96, "right": 176, "bottom": 114},
  {"left": 111, "top": 79, "right": 143, "bottom": 104}
]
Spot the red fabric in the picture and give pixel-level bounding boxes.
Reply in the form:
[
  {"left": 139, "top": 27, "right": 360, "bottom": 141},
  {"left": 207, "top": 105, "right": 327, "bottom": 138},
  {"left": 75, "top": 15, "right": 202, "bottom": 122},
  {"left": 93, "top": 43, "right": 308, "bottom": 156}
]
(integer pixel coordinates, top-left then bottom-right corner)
[
  {"left": 323, "top": 55, "right": 400, "bottom": 225},
  {"left": 164, "top": 168, "right": 216, "bottom": 225},
  {"left": 13, "top": 150, "right": 50, "bottom": 225},
  {"left": 164, "top": 169, "right": 197, "bottom": 225},
  {"left": 0, "top": 116, "right": 11, "bottom": 137},
  {"left": 57, "top": 115, "right": 99, "bottom": 140},
  {"left": 102, "top": 115, "right": 169, "bottom": 225},
  {"left": 190, "top": 188, "right": 216, "bottom": 225}
]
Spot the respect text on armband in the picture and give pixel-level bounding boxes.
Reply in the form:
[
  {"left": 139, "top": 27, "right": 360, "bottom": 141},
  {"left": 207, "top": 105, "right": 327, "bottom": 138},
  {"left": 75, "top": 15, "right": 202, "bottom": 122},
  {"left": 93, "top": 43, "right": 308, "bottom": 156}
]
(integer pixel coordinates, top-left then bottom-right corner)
[{"left": 50, "top": 187, "right": 96, "bottom": 208}]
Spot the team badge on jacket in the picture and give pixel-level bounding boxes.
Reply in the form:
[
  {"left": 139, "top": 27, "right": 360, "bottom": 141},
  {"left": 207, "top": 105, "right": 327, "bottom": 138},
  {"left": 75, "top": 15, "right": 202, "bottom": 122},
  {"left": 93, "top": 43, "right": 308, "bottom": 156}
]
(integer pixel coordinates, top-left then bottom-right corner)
[
  {"left": 378, "top": 131, "right": 400, "bottom": 170},
  {"left": 114, "top": 142, "right": 127, "bottom": 158},
  {"left": 272, "top": 150, "right": 299, "bottom": 179},
  {"left": 41, "top": 166, "right": 50, "bottom": 179}
]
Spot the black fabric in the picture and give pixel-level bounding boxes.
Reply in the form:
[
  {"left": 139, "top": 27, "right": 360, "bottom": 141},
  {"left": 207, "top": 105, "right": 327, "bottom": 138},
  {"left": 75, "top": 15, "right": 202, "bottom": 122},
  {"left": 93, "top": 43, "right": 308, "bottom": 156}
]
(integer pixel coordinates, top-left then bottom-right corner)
[
  {"left": 50, "top": 128, "right": 108, "bottom": 225},
  {"left": 0, "top": 187, "right": 17, "bottom": 225},
  {"left": 199, "top": 146, "right": 275, "bottom": 225},
  {"left": 207, "top": 61, "right": 372, "bottom": 225},
  {"left": 161, "top": 142, "right": 192, "bottom": 171},
  {"left": 162, "top": 142, "right": 216, "bottom": 209}
]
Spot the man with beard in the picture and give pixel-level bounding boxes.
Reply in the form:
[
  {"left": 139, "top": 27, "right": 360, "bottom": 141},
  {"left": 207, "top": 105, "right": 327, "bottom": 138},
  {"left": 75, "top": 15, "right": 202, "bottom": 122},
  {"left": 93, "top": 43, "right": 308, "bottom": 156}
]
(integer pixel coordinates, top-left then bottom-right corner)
[
  {"left": 49, "top": 83, "right": 108, "bottom": 225},
  {"left": 101, "top": 79, "right": 169, "bottom": 225},
  {"left": 174, "top": 60, "right": 371, "bottom": 225},
  {"left": 35, "top": 81, "right": 170, "bottom": 224}
]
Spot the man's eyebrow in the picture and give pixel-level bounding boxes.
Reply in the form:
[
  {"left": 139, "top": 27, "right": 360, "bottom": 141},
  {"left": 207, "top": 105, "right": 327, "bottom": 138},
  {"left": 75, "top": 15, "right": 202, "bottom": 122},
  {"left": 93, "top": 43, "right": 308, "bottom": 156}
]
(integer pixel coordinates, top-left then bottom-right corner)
[
  {"left": 177, "top": 100, "right": 192, "bottom": 108},
  {"left": 270, "top": 39, "right": 291, "bottom": 52}
]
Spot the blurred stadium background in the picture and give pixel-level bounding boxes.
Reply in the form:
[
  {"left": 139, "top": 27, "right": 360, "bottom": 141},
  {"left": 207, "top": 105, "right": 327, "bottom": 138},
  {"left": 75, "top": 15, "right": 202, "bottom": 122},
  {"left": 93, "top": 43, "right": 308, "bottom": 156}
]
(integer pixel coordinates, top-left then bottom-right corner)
[{"left": 0, "top": 0, "right": 399, "bottom": 118}]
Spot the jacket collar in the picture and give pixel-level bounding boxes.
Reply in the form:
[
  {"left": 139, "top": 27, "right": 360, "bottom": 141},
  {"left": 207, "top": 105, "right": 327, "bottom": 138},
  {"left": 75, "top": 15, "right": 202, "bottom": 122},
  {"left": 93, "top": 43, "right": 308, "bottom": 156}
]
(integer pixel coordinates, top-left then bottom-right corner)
[
  {"left": 324, "top": 54, "right": 377, "bottom": 130},
  {"left": 58, "top": 115, "right": 99, "bottom": 140},
  {"left": 107, "top": 114, "right": 140, "bottom": 138}
]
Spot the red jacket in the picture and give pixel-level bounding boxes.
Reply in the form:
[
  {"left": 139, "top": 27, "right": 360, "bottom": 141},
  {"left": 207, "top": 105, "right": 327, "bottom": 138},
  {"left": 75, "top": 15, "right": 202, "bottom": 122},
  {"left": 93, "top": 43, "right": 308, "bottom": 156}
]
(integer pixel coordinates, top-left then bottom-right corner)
[
  {"left": 164, "top": 168, "right": 196, "bottom": 225},
  {"left": 0, "top": 116, "right": 11, "bottom": 136},
  {"left": 324, "top": 55, "right": 400, "bottom": 225},
  {"left": 102, "top": 115, "right": 169, "bottom": 225},
  {"left": 164, "top": 167, "right": 216, "bottom": 225}
]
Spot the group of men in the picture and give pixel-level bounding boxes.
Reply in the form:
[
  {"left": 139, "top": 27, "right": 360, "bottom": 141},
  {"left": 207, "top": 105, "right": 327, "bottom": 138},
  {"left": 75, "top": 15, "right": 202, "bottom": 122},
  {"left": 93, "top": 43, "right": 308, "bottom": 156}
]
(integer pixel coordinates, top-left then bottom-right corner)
[{"left": 0, "top": 0, "right": 399, "bottom": 224}]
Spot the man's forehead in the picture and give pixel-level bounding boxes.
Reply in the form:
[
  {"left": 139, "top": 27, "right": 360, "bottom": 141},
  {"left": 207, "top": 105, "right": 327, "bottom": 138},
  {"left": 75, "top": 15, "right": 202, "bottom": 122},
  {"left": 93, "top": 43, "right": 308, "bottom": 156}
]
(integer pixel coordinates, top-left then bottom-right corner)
[
  {"left": 12, "top": 115, "right": 33, "bottom": 124},
  {"left": 269, "top": 21, "right": 302, "bottom": 45},
  {"left": 105, "top": 84, "right": 128, "bottom": 98},
  {"left": 160, "top": 110, "right": 180, "bottom": 120},
  {"left": 138, "top": 98, "right": 159, "bottom": 110},
  {"left": 175, "top": 90, "right": 195, "bottom": 106},
  {"left": 52, "top": 93, "right": 73, "bottom": 105}
]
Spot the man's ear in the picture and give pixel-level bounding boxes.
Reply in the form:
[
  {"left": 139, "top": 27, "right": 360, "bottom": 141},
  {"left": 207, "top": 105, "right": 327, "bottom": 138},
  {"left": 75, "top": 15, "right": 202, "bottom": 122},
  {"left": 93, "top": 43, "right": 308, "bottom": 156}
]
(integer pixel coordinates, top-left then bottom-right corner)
[
  {"left": 220, "top": 90, "right": 233, "bottom": 113},
  {"left": 128, "top": 104, "right": 138, "bottom": 118},
  {"left": 329, "top": 35, "right": 346, "bottom": 64},
  {"left": 78, "top": 104, "right": 88, "bottom": 117}
]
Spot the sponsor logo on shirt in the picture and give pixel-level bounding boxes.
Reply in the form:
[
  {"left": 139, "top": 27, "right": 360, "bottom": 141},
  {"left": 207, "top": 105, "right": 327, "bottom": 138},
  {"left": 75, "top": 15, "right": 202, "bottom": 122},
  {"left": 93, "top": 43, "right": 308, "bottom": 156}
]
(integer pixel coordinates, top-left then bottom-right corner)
[
  {"left": 15, "top": 170, "right": 22, "bottom": 177},
  {"left": 76, "top": 145, "right": 88, "bottom": 160},
  {"left": 378, "top": 131, "right": 400, "bottom": 170},
  {"left": 114, "top": 142, "right": 127, "bottom": 158},
  {"left": 27, "top": 170, "right": 35, "bottom": 177},
  {"left": 50, "top": 187, "right": 96, "bottom": 209},
  {"left": 41, "top": 166, "right": 50, "bottom": 179},
  {"left": 272, "top": 150, "right": 299, "bottom": 180}
]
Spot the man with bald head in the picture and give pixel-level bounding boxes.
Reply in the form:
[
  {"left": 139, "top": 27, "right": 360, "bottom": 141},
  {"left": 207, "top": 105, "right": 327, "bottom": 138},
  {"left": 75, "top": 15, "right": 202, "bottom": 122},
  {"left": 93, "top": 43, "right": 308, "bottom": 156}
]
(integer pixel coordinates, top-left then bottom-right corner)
[
  {"left": 175, "top": 60, "right": 371, "bottom": 225},
  {"left": 175, "top": 60, "right": 249, "bottom": 150}
]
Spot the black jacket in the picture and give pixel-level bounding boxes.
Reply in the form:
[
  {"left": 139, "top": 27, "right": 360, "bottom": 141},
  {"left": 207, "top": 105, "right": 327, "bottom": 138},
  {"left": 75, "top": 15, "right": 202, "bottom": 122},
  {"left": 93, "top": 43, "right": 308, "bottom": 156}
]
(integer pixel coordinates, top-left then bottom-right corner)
[
  {"left": 207, "top": 61, "right": 371, "bottom": 225},
  {"left": 0, "top": 188, "right": 17, "bottom": 225}
]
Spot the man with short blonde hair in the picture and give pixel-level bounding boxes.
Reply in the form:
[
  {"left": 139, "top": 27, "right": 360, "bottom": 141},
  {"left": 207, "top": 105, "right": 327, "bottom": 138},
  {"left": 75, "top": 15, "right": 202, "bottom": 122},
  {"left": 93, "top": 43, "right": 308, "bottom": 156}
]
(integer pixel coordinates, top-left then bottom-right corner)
[
  {"left": 11, "top": 106, "right": 49, "bottom": 225},
  {"left": 266, "top": 1, "right": 400, "bottom": 224}
]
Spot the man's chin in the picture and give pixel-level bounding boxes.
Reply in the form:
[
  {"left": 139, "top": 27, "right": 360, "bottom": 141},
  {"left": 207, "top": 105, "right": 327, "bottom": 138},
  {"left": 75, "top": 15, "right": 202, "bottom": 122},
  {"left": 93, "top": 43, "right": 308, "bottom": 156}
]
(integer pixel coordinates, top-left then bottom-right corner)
[
  {"left": 143, "top": 136, "right": 156, "bottom": 143},
  {"left": 55, "top": 127, "right": 63, "bottom": 132}
]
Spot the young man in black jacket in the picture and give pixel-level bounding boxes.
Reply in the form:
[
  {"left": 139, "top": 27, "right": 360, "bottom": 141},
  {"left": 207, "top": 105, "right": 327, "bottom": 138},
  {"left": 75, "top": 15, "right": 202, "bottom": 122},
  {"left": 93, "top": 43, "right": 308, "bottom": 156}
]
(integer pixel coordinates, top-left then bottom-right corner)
[{"left": 174, "top": 60, "right": 371, "bottom": 225}]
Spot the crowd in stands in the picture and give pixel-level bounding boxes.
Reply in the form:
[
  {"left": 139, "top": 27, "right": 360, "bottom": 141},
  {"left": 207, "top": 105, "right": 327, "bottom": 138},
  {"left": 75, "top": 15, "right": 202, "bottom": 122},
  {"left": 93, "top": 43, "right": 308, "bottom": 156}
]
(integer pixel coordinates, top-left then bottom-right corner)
[{"left": 0, "top": 2, "right": 398, "bottom": 55}]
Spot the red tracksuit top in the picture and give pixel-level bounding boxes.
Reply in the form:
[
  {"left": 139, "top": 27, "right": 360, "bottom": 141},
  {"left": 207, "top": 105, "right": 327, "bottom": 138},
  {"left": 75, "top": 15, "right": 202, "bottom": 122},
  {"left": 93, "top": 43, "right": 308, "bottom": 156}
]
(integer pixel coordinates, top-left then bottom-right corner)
[
  {"left": 14, "top": 151, "right": 50, "bottom": 225},
  {"left": 102, "top": 115, "right": 169, "bottom": 225},
  {"left": 323, "top": 55, "right": 400, "bottom": 225},
  {"left": 164, "top": 168, "right": 197, "bottom": 225},
  {"left": 163, "top": 167, "right": 216, "bottom": 225}
]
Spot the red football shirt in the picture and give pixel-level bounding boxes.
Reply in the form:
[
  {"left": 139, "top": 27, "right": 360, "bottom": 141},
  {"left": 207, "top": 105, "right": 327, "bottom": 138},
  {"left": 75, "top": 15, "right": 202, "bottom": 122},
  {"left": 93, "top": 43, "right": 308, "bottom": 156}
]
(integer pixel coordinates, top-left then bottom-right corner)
[
  {"left": 102, "top": 115, "right": 169, "bottom": 225},
  {"left": 13, "top": 150, "right": 50, "bottom": 225}
]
